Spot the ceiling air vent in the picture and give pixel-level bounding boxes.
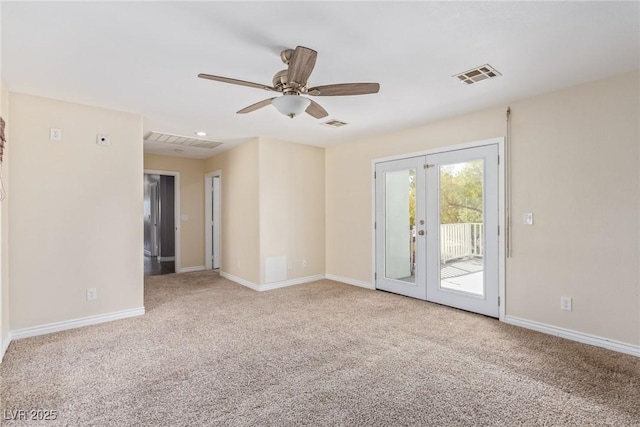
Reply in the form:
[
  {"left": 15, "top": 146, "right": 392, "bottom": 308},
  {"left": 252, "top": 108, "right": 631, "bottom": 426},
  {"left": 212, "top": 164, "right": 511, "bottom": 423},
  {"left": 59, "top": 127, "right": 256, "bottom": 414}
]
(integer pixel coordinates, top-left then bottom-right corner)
[
  {"left": 321, "top": 119, "right": 348, "bottom": 128},
  {"left": 454, "top": 64, "right": 501, "bottom": 85},
  {"left": 144, "top": 131, "right": 223, "bottom": 149}
]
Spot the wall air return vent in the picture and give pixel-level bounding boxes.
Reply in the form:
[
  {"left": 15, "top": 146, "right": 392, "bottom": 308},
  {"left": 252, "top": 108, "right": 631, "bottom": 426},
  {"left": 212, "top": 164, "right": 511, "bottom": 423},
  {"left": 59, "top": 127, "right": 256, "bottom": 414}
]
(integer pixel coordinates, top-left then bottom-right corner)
[
  {"left": 454, "top": 64, "right": 502, "bottom": 85},
  {"left": 144, "top": 131, "right": 223, "bottom": 149},
  {"left": 321, "top": 119, "right": 348, "bottom": 128}
]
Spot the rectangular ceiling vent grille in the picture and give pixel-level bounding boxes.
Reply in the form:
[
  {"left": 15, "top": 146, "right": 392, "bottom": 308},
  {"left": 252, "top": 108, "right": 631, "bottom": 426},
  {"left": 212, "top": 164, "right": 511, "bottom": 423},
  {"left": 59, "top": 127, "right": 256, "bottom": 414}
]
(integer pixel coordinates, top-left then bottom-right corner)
[
  {"left": 321, "top": 119, "right": 348, "bottom": 128},
  {"left": 144, "top": 131, "right": 223, "bottom": 149},
  {"left": 454, "top": 64, "right": 502, "bottom": 85}
]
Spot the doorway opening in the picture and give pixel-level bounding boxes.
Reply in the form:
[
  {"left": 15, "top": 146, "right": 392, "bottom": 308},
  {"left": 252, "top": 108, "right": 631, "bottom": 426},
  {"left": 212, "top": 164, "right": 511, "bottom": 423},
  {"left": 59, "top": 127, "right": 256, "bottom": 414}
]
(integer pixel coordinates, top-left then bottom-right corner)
[
  {"left": 144, "top": 170, "right": 181, "bottom": 276},
  {"left": 374, "top": 139, "right": 505, "bottom": 318},
  {"left": 205, "top": 171, "right": 221, "bottom": 270}
]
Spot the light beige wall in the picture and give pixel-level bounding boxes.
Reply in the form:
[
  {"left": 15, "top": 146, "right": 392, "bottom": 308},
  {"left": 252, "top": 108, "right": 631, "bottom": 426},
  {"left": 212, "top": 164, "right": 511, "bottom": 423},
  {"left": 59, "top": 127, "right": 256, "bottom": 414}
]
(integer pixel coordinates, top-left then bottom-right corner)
[
  {"left": 258, "top": 138, "right": 325, "bottom": 283},
  {"left": 0, "top": 78, "right": 9, "bottom": 354},
  {"left": 143, "top": 154, "right": 205, "bottom": 269},
  {"left": 204, "top": 140, "right": 260, "bottom": 284},
  {"left": 325, "top": 71, "right": 640, "bottom": 345},
  {"left": 8, "top": 93, "right": 144, "bottom": 330},
  {"left": 507, "top": 72, "right": 639, "bottom": 344}
]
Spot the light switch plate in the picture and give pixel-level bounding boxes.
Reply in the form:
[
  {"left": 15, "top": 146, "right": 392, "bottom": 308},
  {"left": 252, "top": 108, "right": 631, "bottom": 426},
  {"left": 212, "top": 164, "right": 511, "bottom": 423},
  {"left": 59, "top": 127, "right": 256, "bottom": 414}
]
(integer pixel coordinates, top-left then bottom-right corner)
[{"left": 524, "top": 213, "right": 534, "bottom": 225}]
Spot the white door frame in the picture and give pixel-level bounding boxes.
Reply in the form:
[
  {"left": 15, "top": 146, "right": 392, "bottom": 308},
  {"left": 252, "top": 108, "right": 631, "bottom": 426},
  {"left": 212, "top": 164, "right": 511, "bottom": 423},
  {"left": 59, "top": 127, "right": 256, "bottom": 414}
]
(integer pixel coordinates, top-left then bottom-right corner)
[
  {"left": 204, "top": 170, "right": 222, "bottom": 270},
  {"left": 371, "top": 137, "right": 506, "bottom": 320},
  {"left": 144, "top": 169, "right": 181, "bottom": 272}
]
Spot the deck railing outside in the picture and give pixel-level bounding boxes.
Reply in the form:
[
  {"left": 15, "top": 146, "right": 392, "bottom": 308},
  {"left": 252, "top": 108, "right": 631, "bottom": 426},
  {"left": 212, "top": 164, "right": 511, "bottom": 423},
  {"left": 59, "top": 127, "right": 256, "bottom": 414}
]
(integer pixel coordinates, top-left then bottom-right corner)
[{"left": 440, "top": 223, "right": 483, "bottom": 263}]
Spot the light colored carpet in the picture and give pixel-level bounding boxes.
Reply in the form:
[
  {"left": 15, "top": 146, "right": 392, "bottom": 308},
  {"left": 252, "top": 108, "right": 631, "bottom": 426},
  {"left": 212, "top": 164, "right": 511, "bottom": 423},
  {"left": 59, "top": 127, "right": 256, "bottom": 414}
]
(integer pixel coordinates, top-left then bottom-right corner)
[{"left": 1, "top": 271, "right": 639, "bottom": 426}]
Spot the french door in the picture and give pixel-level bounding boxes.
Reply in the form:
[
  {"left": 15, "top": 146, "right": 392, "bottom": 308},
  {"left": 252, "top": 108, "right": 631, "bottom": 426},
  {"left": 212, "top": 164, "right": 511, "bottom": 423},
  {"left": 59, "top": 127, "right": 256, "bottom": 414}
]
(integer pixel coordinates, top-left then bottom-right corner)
[
  {"left": 375, "top": 144, "right": 499, "bottom": 317},
  {"left": 375, "top": 156, "right": 427, "bottom": 299}
]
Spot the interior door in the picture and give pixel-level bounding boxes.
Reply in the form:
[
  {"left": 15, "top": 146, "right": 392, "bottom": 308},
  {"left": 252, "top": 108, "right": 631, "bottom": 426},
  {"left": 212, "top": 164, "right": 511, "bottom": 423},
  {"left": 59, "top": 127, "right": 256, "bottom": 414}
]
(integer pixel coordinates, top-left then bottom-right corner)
[
  {"left": 425, "top": 145, "right": 499, "bottom": 317},
  {"left": 150, "top": 181, "right": 159, "bottom": 257},
  {"left": 212, "top": 176, "right": 221, "bottom": 269},
  {"left": 375, "top": 156, "right": 427, "bottom": 300}
]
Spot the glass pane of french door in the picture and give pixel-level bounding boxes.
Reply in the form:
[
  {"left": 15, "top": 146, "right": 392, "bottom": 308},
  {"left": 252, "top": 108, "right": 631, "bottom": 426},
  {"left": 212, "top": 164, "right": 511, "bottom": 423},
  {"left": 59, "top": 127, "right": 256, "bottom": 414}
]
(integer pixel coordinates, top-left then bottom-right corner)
[
  {"left": 384, "top": 168, "right": 416, "bottom": 282},
  {"left": 439, "top": 160, "right": 484, "bottom": 296}
]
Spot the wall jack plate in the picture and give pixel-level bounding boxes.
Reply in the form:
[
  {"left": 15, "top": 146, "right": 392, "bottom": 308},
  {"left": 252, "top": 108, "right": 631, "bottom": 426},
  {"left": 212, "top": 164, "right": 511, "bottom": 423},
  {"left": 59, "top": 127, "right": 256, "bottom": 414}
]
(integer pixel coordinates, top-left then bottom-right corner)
[
  {"left": 50, "top": 128, "right": 62, "bottom": 141},
  {"left": 87, "top": 288, "right": 98, "bottom": 301},
  {"left": 96, "top": 134, "right": 111, "bottom": 146}
]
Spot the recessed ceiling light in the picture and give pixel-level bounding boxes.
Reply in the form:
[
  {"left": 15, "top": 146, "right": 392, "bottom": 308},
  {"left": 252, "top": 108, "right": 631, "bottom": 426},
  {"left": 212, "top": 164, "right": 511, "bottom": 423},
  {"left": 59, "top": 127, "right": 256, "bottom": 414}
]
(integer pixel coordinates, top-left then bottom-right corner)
[{"left": 195, "top": 131, "right": 207, "bottom": 136}]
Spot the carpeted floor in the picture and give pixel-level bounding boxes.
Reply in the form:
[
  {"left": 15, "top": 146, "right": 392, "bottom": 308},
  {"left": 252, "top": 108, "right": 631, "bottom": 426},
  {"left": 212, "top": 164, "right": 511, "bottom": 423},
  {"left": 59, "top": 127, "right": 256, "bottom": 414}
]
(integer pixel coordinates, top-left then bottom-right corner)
[{"left": 1, "top": 271, "right": 639, "bottom": 426}]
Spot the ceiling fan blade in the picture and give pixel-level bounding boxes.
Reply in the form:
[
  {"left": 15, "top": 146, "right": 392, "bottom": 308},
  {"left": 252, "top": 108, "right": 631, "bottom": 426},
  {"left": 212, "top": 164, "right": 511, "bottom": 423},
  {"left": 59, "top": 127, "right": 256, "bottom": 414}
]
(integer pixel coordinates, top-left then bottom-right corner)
[
  {"left": 237, "top": 98, "right": 276, "bottom": 114},
  {"left": 287, "top": 46, "right": 317, "bottom": 87},
  {"left": 305, "top": 99, "right": 328, "bottom": 119},
  {"left": 198, "top": 74, "right": 277, "bottom": 92},
  {"left": 308, "top": 83, "right": 380, "bottom": 96}
]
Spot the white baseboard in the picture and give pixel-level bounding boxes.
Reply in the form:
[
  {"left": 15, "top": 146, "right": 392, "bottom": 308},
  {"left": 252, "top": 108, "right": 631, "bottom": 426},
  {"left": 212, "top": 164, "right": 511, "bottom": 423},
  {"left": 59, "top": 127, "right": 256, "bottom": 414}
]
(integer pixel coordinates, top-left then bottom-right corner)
[
  {"left": 325, "top": 274, "right": 375, "bottom": 290},
  {"left": 158, "top": 256, "right": 175, "bottom": 262},
  {"left": 220, "top": 271, "right": 325, "bottom": 292},
  {"left": 11, "top": 307, "right": 146, "bottom": 341},
  {"left": 261, "top": 274, "right": 326, "bottom": 291},
  {"left": 503, "top": 315, "right": 640, "bottom": 358},
  {"left": 178, "top": 266, "right": 205, "bottom": 273},
  {"left": 220, "top": 271, "right": 260, "bottom": 291},
  {"left": 1, "top": 331, "right": 12, "bottom": 363}
]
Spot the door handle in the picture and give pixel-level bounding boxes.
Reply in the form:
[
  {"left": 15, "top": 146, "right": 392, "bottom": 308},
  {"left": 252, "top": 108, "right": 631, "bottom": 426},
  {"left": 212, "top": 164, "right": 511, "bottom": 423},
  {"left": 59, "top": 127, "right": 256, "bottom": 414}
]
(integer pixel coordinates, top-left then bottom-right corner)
[{"left": 418, "top": 230, "right": 425, "bottom": 236}]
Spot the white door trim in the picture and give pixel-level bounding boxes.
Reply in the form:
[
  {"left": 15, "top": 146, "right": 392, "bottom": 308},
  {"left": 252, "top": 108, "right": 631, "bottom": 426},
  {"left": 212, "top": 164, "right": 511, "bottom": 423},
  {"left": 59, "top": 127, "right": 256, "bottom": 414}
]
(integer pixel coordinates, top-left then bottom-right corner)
[
  {"left": 144, "top": 169, "right": 181, "bottom": 273},
  {"left": 204, "top": 170, "right": 222, "bottom": 270},
  {"left": 371, "top": 137, "right": 506, "bottom": 320}
]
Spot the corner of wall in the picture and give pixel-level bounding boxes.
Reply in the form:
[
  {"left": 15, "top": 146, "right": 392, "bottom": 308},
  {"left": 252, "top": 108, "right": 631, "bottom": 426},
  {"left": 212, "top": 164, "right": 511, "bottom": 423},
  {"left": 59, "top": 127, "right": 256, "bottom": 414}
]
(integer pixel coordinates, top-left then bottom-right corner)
[
  {"left": 0, "top": 78, "right": 10, "bottom": 361},
  {"left": 8, "top": 93, "right": 144, "bottom": 332}
]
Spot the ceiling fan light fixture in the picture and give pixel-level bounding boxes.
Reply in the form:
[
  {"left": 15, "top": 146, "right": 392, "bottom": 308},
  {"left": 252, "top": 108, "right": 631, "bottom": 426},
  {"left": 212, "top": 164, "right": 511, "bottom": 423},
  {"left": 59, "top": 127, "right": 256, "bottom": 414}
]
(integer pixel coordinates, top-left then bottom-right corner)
[{"left": 272, "top": 94, "right": 311, "bottom": 118}]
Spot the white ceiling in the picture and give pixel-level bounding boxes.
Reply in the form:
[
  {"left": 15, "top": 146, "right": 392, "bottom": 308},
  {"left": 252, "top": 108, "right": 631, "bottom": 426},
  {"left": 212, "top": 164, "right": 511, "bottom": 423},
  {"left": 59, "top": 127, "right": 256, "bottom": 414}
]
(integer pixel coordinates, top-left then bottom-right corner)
[{"left": 2, "top": 2, "right": 639, "bottom": 159}]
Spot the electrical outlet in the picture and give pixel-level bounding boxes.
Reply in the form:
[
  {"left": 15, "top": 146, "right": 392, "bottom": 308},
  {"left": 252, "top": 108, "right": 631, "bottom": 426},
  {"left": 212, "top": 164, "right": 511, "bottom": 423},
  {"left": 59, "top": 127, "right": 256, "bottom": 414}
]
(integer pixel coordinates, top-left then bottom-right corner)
[
  {"left": 86, "top": 288, "right": 98, "bottom": 301},
  {"left": 560, "top": 296, "right": 572, "bottom": 311},
  {"left": 302, "top": 259, "right": 308, "bottom": 269}
]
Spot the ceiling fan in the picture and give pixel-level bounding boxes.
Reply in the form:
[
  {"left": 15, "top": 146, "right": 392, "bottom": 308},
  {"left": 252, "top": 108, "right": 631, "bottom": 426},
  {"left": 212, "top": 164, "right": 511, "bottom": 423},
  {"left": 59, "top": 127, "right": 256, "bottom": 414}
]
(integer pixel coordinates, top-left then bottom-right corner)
[{"left": 198, "top": 46, "right": 380, "bottom": 119}]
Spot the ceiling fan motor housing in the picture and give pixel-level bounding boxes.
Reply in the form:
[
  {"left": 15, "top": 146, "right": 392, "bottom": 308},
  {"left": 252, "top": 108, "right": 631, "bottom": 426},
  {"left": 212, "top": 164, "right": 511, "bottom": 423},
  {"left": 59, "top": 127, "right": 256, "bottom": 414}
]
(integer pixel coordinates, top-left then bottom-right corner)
[
  {"left": 272, "top": 69, "right": 289, "bottom": 90},
  {"left": 280, "top": 48, "right": 294, "bottom": 65}
]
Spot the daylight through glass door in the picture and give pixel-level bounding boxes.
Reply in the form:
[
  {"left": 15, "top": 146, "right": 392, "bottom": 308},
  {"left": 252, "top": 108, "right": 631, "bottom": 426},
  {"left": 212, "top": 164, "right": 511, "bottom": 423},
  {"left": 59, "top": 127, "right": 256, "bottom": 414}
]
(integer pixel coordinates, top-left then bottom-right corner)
[
  {"left": 438, "top": 160, "right": 484, "bottom": 297},
  {"left": 384, "top": 168, "right": 416, "bottom": 283}
]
